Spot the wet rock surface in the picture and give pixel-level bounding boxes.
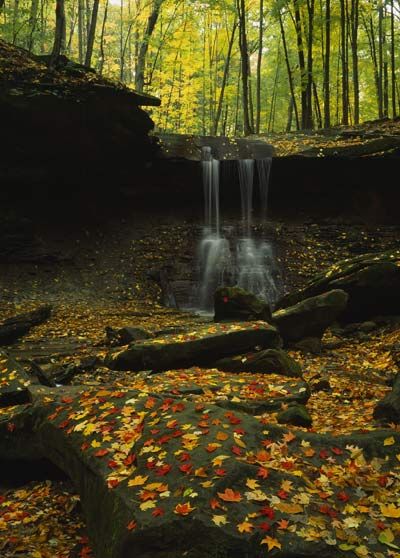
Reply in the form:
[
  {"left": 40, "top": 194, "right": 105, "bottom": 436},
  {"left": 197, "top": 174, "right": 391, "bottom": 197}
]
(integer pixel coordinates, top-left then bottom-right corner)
[
  {"left": 106, "top": 322, "right": 282, "bottom": 372},
  {"left": 273, "top": 289, "right": 348, "bottom": 343}
]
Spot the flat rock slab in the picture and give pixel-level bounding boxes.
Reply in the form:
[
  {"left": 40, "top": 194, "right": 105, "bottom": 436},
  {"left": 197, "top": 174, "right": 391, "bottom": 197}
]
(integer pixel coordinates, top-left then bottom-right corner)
[
  {"left": 1, "top": 386, "right": 400, "bottom": 558},
  {"left": 107, "top": 322, "right": 282, "bottom": 372},
  {"left": 0, "top": 351, "right": 31, "bottom": 407},
  {"left": 121, "top": 367, "right": 310, "bottom": 414}
]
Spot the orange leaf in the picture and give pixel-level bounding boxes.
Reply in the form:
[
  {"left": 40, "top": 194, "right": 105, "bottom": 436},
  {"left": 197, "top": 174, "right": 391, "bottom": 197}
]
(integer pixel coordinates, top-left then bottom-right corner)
[
  {"left": 216, "top": 431, "right": 229, "bottom": 441},
  {"left": 127, "top": 520, "right": 137, "bottom": 531},
  {"left": 174, "top": 502, "right": 195, "bottom": 516},
  {"left": 283, "top": 432, "right": 296, "bottom": 443},
  {"left": 217, "top": 488, "right": 242, "bottom": 502}
]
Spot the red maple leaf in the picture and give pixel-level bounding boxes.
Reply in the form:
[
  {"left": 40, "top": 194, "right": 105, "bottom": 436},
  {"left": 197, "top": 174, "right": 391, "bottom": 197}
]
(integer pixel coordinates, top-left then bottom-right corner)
[{"left": 260, "top": 506, "right": 275, "bottom": 519}]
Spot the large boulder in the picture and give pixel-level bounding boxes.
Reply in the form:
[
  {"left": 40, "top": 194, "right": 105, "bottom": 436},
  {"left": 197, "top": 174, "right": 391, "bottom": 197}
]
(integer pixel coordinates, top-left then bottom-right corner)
[
  {"left": 214, "top": 349, "right": 302, "bottom": 377},
  {"left": 214, "top": 287, "right": 271, "bottom": 322},
  {"left": 106, "top": 322, "right": 282, "bottom": 371},
  {"left": 1, "top": 384, "right": 400, "bottom": 558},
  {"left": 277, "top": 250, "right": 400, "bottom": 323},
  {"left": 272, "top": 289, "right": 348, "bottom": 343}
]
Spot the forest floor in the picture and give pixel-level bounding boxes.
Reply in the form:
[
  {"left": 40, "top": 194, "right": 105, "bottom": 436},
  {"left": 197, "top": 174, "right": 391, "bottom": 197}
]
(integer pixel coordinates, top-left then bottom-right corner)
[{"left": 0, "top": 215, "right": 399, "bottom": 557}]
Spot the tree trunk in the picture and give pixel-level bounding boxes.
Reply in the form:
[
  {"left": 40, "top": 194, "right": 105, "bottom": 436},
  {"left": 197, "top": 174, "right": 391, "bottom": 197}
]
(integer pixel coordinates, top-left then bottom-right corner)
[
  {"left": 350, "top": 0, "right": 359, "bottom": 124},
  {"left": 236, "top": 0, "right": 254, "bottom": 136},
  {"left": 78, "top": 0, "right": 85, "bottom": 63},
  {"left": 213, "top": 20, "right": 237, "bottom": 136},
  {"left": 98, "top": 0, "right": 108, "bottom": 74},
  {"left": 278, "top": 7, "right": 300, "bottom": 130},
  {"left": 390, "top": 0, "right": 396, "bottom": 117},
  {"left": 378, "top": 3, "right": 384, "bottom": 117},
  {"left": 49, "top": 0, "right": 66, "bottom": 67},
  {"left": 305, "top": 0, "right": 314, "bottom": 128},
  {"left": 255, "top": 0, "right": 264, "bottom": 134},
  {"left": 27, "top": 0, "right": 39, "bottom": 51},
  {"left": 85, "top": 0, "right": 99, "bottom": 67},
  {"left": 293, "top": 0, "right": 307, "bottom": 129},
  {"left": 323, "top": 0, "right": 330, "bottom": 127},
  {"left": 135, "top": 0, "right": 163, "bottom": 92},
  {"left": 340, "top": 0, "right": 349, "bottom": 124}
]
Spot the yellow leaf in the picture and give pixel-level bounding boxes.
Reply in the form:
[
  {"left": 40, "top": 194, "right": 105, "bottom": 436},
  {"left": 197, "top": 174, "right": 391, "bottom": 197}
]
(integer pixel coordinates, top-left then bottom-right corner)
[
  {"left": 140, "top": 500, "right": 156, "bottom": 511},
  {"left": 128, "top": 475, "right": 149, "bottom": 487},
  {"left": 384, "top": 436, "right": 395, "bottom": 446},
  {"left": 380, "top": 504, "right": 400, "bottom": 518},
  {"left": 237, "top": 521, "right": 254, "bottom": 533},
  {"left": 281, "top": 480, "right": 293, "bottom": 492},
  {"left": 91, "top": 440, "right": 101, "bottom": 448},
  {"left": 212, "top": 515, "right": 228, "bottom": 526},
  {"left": 233, "top": 435, "right": 247, "bottom": 448},
  {"left": 276, "top": 502, "right": 304, "bottom": 514},
  {"left": 245, "top": 478, "right": 260, "bottom": 490},
  {"left": 261, "top": 536, "right": 282, "bottom": 551},
  {"left": 354, "top": 545, "right": 369, "bottom": 557}
]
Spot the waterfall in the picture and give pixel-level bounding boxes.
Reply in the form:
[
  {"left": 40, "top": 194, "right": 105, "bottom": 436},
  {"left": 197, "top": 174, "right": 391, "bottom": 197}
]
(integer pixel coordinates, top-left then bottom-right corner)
[
  {"left": 257, "top": 157, "right": 272, "bottom": 219},
  {"left": 238, "top": 159, "right": 254, "bottom": 235},
  {"left": 202, "top": 146, "right": 220, "bottom": 234},
  {"left": 196, "top": 148, "right": 280, "bottom": 313}
]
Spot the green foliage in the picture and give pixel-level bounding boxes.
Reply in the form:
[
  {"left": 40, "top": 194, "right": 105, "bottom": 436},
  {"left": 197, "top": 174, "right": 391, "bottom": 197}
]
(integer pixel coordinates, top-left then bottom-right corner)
[{"left": 1, "top": 0, "right": 398, "bottom": 134}]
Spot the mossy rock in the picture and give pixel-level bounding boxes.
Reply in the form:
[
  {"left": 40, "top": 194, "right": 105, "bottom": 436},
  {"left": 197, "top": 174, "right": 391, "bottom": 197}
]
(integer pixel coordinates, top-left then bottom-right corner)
[
  {"left": 106, "top": 321, "right": 282, "bottom": 372},
  {"left": 277, "top": 250, "right": 400, "bottom": 323},
  {"left": 277, "top": 404, "right": 312, "bottom": 427},
  {"left": 214, "top": 286, "right": 271, "bottom": 323},
  {"left": 273, "top": 289, "right": 348, "bottom": 343},
  {"left": 214, "top": 348, "right": 302, "bottom": 377}
]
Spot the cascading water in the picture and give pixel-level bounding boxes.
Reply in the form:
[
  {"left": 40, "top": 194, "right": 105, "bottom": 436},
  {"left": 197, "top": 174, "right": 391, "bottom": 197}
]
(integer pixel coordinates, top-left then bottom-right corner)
[
  {"left": 198, "top": 147, "right": 234, "bottom": 311},
  {"left": 196, "top": 148, "right": 280, "bottom": 313}
]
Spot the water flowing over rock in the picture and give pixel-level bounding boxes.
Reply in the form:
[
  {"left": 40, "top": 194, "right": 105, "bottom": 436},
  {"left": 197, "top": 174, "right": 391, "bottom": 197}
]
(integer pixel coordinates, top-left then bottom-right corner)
[{"left": 196, "top": 149, "right": 280, "bottom": 312}]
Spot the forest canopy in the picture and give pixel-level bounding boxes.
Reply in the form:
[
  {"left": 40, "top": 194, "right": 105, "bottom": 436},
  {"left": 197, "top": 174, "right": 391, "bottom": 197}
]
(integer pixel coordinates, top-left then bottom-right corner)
[{"left": 1, "top": 0, "right": 399, "bottom": 135}]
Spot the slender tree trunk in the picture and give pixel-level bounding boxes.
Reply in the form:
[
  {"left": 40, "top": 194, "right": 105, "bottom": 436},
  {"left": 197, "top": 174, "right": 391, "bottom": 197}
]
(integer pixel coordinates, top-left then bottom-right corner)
[
  {"left": 78, "top": 0, "right": 85, "bottom": 63},
  {"left": 378, "top": 3, "right": 384, "bottom": 117},
  {"left": 98, "top": 0, "right": 108, "bottom": 74},
  {"left": 12, "top": 0, "right": 20, "bottom": 44},
  {"left": 213, "top": 20, "right": 237, "bottom": 135},
  {"left": 27, "top": 0, "right": 39, "bottom": 51},
  {"left": 278, "top": 7, "right": 299, "bottom": 130},
  {"left": 236, "top": 0, "right": 254, "bottom": 135},
  {"left": 305, "top": 0, "right": 314, "bottom": 128},
  {"left": 383, "top": 4, "right": 389, "bottom": 117},
  {"left": 390, "top": 0, "right": 396, "bottom": 117},
  {"left": 85, "top": 0, "right": 99, "bottom": 67},
  {"left": 49, "top": 0, "right": 66, "bottom": 67},
  {"left": 350, "top": 0, "right": 359, "bottom": 123},
  {"left": 135, "top": 0, "right": 163, "bottom": 92},
  {"left": 340, "top": 0, "right": 349, "bottom": 124},
  {"left": 313, "top": 80, "right": 322, "bottom": 128},
  {"left": 363, "top": 12, "right": 380, "bottom": 116},
  {"left": 256, "top": 0, "right": 264, "bottom": 134},
  {"left": 293, "top": 0, "right": 307, "bottom": 128},
  {"left": 323, "top": 0, "right": 331, "bottom": 127}
]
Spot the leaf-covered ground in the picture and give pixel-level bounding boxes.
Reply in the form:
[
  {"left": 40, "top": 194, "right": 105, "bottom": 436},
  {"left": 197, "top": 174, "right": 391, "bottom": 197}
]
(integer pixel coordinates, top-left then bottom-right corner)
[{"left": 0, "top": 218, "right": 399, "bottom": 557}]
